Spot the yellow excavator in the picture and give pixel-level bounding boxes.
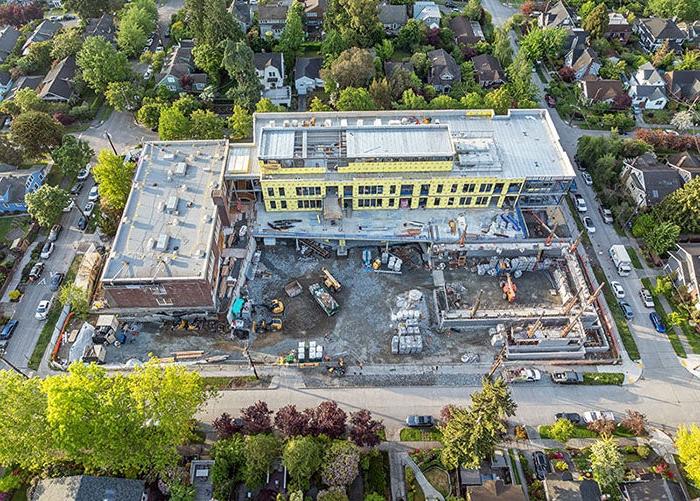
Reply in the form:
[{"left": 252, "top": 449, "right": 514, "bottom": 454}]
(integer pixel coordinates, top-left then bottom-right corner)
[{"left": 253, "top": 318, "right": 283, "bottom": 333}]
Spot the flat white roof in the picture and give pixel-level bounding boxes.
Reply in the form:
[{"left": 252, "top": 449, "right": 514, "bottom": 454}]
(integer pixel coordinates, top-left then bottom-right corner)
[
  {"left": 101, "top": 140, "right": 227, "bottom": 282},
  {"left": 346, "top": 126, "right": 453, "bottom": 158}
]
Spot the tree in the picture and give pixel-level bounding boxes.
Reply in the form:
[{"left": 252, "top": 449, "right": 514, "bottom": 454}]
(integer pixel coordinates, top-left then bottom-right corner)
[
  {"left": 520, "top": 27, "right": 566, "bottom": 62},
  {"left": 203, "top": 0, "right": 243, "bottom": 46},
  {"left": 461, "top": 92, "right": 484, "bottom": 108},
  {"left": 51, "top": 28, "right": 83, "bottom": 61},
  {"left": 309, "top": 97, "right": 333, "bottom": 112},
  {"left": 396, "top": 20, "right": 427, "bottom": 52},
  {"left": 213, "top": 413, "right": 243, "bottom": 439},
  {"left": 277, "top": 0, "right": 305, "bottom": 64},
  {"left": 241, "top": 401, "right": 273, "bottom": 434},
  {"left": 582, "top": 3, "right": 608, "bottom": 39},
  {"left": 63, "top": 0, "right": 115, "bottom": 19},
  {"left": 550, "top": 418, "right": 575, "bottom": 442},
  {"left": 243, "top": 434, "right": 282, "bottom": 489},
  {"left": 78, "top": 36, "right": 131, "bottom": 94},
  {"left": 621, "top": 409, "right": 647, "bottom": 436},
  {"left": 211, "top": 435, "right": 246, "bottom": 500},
  {"left": 484, "top": 86, "right": 512, "bottom": 114},
  {"left": 58, "top": 283, "right": 90, "bottom": 318},
  {"left": 229, "top": 105, "right": 253, "bottom": 140},
  {"left": 648, "top": 0, "right": 699, "bottom": 20},
  {"left": 51, "top": 135, "right": 93, "bottom": 180},
  {"left": 324, "top": 0, "right": 383, "bottom": 48},
  {"left": 158, "top": 106, "right": 191, "bottom": 141},
  {"left": 430, "top": 95, "right": 460, "bottom": 109},
  {"left": 589, "top": 436, "right": 625, "bottom": 492},
  {"left": 309, "top": 401, "right": 347, "bottom": 438},
  {"left": 400, "top": 88, "right": 428, "bottom": 109},
  {"left": 348, "top": 409, "right": 384, "bottom": 447},
  {"left": 671, "top": 110, "right": 697, "bottom": 131},
  {"left": 463, "top": 0, "right": 482, "bottom": 20},
  {"left": 644, "top": 221, "right": 680, "bottom": 255},
  {"left": 1, "top": 88, "right": 44, "bottom": 117},
  {"left": 507, "top": 51, "right": 538, "bottom": 105},
  {"left": 92, "top": 150, "right": 136, "bottom": 212},
  {"left": 0, "top": 2, "right": 42, "bottom": 27},
  {"left": 492, "top": 27, "right": 513, "bottom": 68},
  {"left": 17, "top": 41, "right": 53, "bottom": 74},
  {"left": 652, "top": 40, "right": 674, "bottom": 69},
  {"left": 676, "top": 424, "right": 700, "bottom": 487},
  {"left": 578, "top": 0, "right": 596, "bottom": 19},
  {"left": 190, "top": 109, "right": 225, "bottom": 139},
  {"left": 105, "top": 81, "right": 143, "bottom": 112},
  {"left": 336, "top": 87, "right": 377, "bottom": 111},
  {"left": 369, "top": 78, "right": 393, "bottom": 109},
  {"left": 10, "top": 111, "right": 63, "bottom": 158},
  {"left": 275, "top": 405, "right": 310, "bottom": 438},
  {"left": 0, "top": 138, "right": 22, "bottom": 166},
  {"left": 193, "top": 42, "right": 225, "bottom": 83},
  {"left": 25, "top": 185, "right": 70, "bottom": 228},
  {"left": 317, "top": 487, "right": 349, "bottom": 501},
  {"left": 117, "top": 2, "right": 156, "bottom": 58},
  {"left": 136, "top": 99, "right": 164, "bottom": 129},
  {"left": 558, "top": 66, "right": 575, "bottom": 82},
  {"left": 222, "top": 40, "right": 261, "bottom": 110},
  {"left": 321, "top": 441, "right": 360, "bottom": 487},
  {"left": 599, "top": 59, "right": 627, "bottom": 80},
  {"left": 322, "top": 47, "right": 375, "bottom": 91},
  {"left": 256, "top": 98, "right": 284, "bottom": 113},
  {"left": 374, "top": 39, "right": 394, "bottom": 61},
  {"left": 321, "top": 29, "right": 349, "bottom": 63},
  {"left": 283, "top": 436, "right": 324, "bottom": 491},
  {"left": 587, "top": 419, "right": 616, "bottom": 436},
  {"left": 677, "top": 50, "right": 700, "bottom": 71}
]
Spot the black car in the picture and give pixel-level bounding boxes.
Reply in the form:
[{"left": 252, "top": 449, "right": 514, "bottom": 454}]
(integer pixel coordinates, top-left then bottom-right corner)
[
  {"left": 532, "top": 451, "right": 549, "bottom": 480},
  {"left": 49, "top": 272, "right": 64, "bottom": 291},
  {"left": 70, "top": 181, "right": 84, "bottom": 195},
  {"left": 78, "top": 216, "right": 88, "bottom": 231},
  {"left": 555, "top": 412, "right": 582, "bottom": 425},
  {"left": 551, "top": 371, "right": 584, "bottom": 384},
  {"left": 406, "top": 415, "right": 434, "bottom": 427},
  {"left": 0, "top": 320, "right": 18, "bottom": 340}
]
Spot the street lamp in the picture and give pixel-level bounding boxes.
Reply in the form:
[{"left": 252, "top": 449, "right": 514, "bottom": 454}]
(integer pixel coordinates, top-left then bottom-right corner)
[{"left": 104, "top": 131, "right": 118, "bottom": 156}]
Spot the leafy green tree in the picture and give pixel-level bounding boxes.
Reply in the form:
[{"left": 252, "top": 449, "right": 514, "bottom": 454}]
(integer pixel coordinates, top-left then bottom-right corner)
[
  {"left": 589, "top": 436, "right": 625, "bottom": 492},
  {"left": 317, "top": 487, "right": 349, "bottom": 501},
  {"left": 430, "top": 95, "right": 460, "bottom": 109},
  {"left": 463, "top": 0, "right": 482, "bottom": 20},
  {"left": 78, "top": 36, "right": 131, "bottom": 94},
  {"left": 399, "top": 88, "right": 428, "bottom": 109},
  {"left": 492, "top": 27, "right": 513, "bottom": 68},
  {"left": 17, "top": 41, "right": 52, "bottom": 74},
  {"left": 58, "top": 283, "right": 90, "bottom": 318},
  {"left": 676, "top": 424, "right": 700, "bottom": 487},
  {"left": 582, "top": 3, "right": 608, "bottom": 39},
  {"left": 461, "top": 91, "right": 484, "bottom": 108},
  {"left": 520, "top": 27, "right": 566, "bottom": 62},
  {"left": 321, "top": 441, "right": 360, "bottom": 487},
  {"left": 644, "top": 221, "right": 680, "bottom": 255},
  {"left": 320, "top": 29, "right": 348, "bottom": 63},
  {"left": 0, "top": 137, "right": 23, "bottom": 166},
  {"left": 364, "top": 494, "right": 385, "bottom": 501},
  {"left": 336, "top": 87, "right": 377, "bottom": 111},
  {"left": 222, "top": 40, "right": 261, "bottom": 110},
  {"left": 277, "top": 0, "right": 305, "bottom": 64},
  {"left": 193, "top": 42, "right": 225, "bottom": 83},
  {"left": 374, "top": 39, "right": 394, "bottom": 61},
  {"left": 0, "top": 88, "right": 44, "bottom": 116},
  {"left": 51, "top": 135, "right": 93, "bottom": 180},
  {"left": 631, "top": 213, "right": 654, "bottom": 238},
  {"left": 92, "top": 149, "right": 136, "bottom": 211},
  {"left": 25, "top": 185, "right": 70, "bottom": 228},
  {"left": 211, "top": 435, "right": 246, "bottom": 500},
  {"left": 51, "top": 28, "right": 83, "bottom": 61},
  {"left": 599, "top": 59, "right": 627, "bottom": 80},
  {"left": 117, "top": 11, "right": 149, "bottom": 58},
  {"left": 105, "top": 81, "right": 143, "bottom": 112},
  {"left": 136, "top": 99, "right": 164, "bottom": 129},
  {"left": 484, "top": 86, "right": 512, "bottom": 114},
  {"left": 507, "top": 51, "right": 537, "bottom": 105},
  {"left": 652, "top": 40, "right": 674, "bottom": 69},
  {"left": 656, "top": 177, "right": 700, "bottom": 234},
  {"left": 648, "top": 0, "right": 699, "bottom": 20},
  {"left": 309, "top": 97, "right": 333, "bottom": 112},
  {"left": 283, "top": 436, "right": 324, "bottom": 491},
  {"left": 321, "top": 47, "right": 375, "bottom": 91},
  {"left": 677, "top": 50, "right": 700, "bottom": 71},
  {"left": 63, "top": 0, "right": 117, "bottom": 19},
  {"left": 243, "top": 434, "right": 282, "bottom": 489},
  {"left": 578, "top": 0, "right": 596, "bottom": 19},
  {"left": 203, "top": 0, "right": 243, "bottom": 46},
  {"left": 396, "top": 19, "right": 427, "bottom": 52},
  {"left": 10, "top": 111, "right": 63, "bottom": 158},
  {"left": 369, "top": 77, "right": 393, "bottom": 109},
  {"left": 256, "top": 98, "right": 284, "bottom": 113},
  {"left": 158, "top": 106, "right": 191, "bottom": 140},
  {"left": 550, "top": 418, "right": 575, "bottom": 442},
  {"left": 190, "top": 109, "right": 225, "bottom": 139},
  {"left": 228, "top": 105, "right": 253, "bottom": 140},
  {"left": 324, "top": 0, "right": 383, "bottom": 47}
]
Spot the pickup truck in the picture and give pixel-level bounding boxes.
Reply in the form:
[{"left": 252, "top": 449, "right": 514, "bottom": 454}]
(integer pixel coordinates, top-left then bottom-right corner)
[
  {"left": 504, "top": 368, "right": 541, "bottom": 383},
  {"left": 551, "top": 371, "right": 584, "bottom": 384}
]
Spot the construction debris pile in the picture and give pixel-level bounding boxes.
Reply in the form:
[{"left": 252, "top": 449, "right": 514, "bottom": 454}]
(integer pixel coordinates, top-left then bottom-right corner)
[
  {"left": 390, "top": 289, "right": 426, "bottom": 355},
  {"left": 487, "top": 212, "right": 523, "bottom": 238},
  {"left": 476, "top": 256, "right": 553, "bottom": 277}
]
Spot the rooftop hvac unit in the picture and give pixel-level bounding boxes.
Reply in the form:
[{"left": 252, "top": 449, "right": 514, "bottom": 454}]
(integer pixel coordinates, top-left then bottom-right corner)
[
  {"left": 283, "top": 120, "right": 290, "bottom": 127},
  {"left": 174, "top": 162, "right": 187, "bottom": 176},
  {"left": 155, "top": 234, "right": 169, "bottom": 251},
  {"left": 148, "top": 238, "right": 155, "bottom": 249},
  {"left": 357, "top": 119, "right": 364, "bottom": 126},
  {"left": 323, "top": 119, "right": 332, "bottom": 127},
  {"left": 158, "top": 201, "right": 165, "bottom": 212},
  {"left": 340, "top": 119, "right": 348, "bottom": 127},
  {"left": 374, "top": 118, "right": 382, "bottom": 126},
  {"left": 165, "top": 195, "right": 178, "bottom": 212},
  {"left": 268, "top": 120, "right": 276, "bottom": 127}
]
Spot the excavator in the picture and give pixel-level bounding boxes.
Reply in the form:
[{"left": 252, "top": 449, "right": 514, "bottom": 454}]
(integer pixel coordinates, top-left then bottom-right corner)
[
  {"left": 500, "top": 273, "right": 517, "bottom": 303},
  {"left": 252, "top": 318, "right": 283, "bottom": 334},
  {"left": 321, "top": 268, "right": 341, "bottom": 292}
]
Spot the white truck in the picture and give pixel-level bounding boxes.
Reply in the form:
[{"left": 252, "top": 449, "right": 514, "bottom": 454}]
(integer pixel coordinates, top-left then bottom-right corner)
[{"left": 609, "top": 245, "right": 632, "bottom": 276}]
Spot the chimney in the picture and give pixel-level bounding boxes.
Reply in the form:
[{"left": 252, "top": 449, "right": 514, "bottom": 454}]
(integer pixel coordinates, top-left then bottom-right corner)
[{"left": 211, "top": 188, "right": 231, "bottom": 227}]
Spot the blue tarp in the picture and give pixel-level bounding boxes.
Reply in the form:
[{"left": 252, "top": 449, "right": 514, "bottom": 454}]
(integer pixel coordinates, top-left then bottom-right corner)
[{"left": 230, "top": 298, "right": 245, "bottom": 317}]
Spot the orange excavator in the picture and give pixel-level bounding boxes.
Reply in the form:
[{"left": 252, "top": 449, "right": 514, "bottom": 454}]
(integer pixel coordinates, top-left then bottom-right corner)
[{"left": 500, "top": 273, "right": 517, "bottom": 303}]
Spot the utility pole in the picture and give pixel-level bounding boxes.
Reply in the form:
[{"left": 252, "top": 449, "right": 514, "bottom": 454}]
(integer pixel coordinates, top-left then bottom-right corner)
[
  {"left": 0, "top": 356, "right": 29, "bottom": 379},
  {"left": 104, "top": 131, "right": 118, "bottom": 156},
  {"left": 243, "top": 348, "right": 259, "bottom": 380}
]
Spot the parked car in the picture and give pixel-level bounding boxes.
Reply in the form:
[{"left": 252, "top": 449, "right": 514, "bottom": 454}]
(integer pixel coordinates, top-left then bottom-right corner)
[
  {"left": 574, "top": 157, "right": 585, "bottom": 171},
  {"left": 406, "top": 415, "right": 434, "bottom": 427},
  {"left": 599, "top": 207, "right": 614, "bottom": 224},
  {"left": 40, "top": 241, "right": 55, "bottom": 259},
  {"left": 29, "top": 261, "right": 45, "bottom": 281},
  {"left": 555, "top": 412, "right": 582, "bottom": 424},
  {"left": 48, "top": 224, "right": 62, "bottom": 242},
  {"left": 610, "top": 281, "right": 625, "bottom": 299},
  {"left": 582, "top": 411, "right": 615, "bottom": 423},
  {"left": 77, "top": 166, "right": 90, "bottom": 180},
  {"left": 619, "top": 301, "right": 634, "bottom": 320},
  {"left": 35, "top": 298, "right": 53, "bottom": 320},
  {"left": 583, "top": 216, "right": 596, "bottom": 233},
  {"left": 544, "top": 94, "right": 556, "bottom": 107},
  {"left": 84, "top": 201, "right": 95, "bottom": 217},
  {"left": 551, "top": 371, "right": 584, "bottom": 384},
  {"left": 532, "top": 451, "right": 549, "bottom": 480},
  {"left": 70, "top": 181, "right": 84, "bottom": 195},
  {"left": 650, "top": 312, "right": 666, "bottom": 333},
  {"left": 63, "top": 199, "right": 75, "bottom": 213},
  {"left": 574, "top": 194, "right": 587, "bottom": 212},
  {"left": 640, "top": 288, "right": 654, "bottom": 308},
  {"left": 0, "top": 320, "right": 18, "bottom": 340},
  {"left": 581, "top": 172, "right": 593, "bottom": 185},
  {"left": 77, "top": 216, "right": 88, "bottom": 231},
  {"left": 49, "top": 272, "right": 64, "bottom": 291},
  {"left": 0, "top": 339, "right": 7, "bottom": 355},
  {"left": 88, "top": 186, "right": 99, "bottom": 201}
]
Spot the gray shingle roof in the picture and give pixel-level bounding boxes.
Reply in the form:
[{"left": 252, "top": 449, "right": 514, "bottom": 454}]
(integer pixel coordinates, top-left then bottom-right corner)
[
  {"left": 295, "top": 56, "right": 322, "bottom": 80},
  {"left": 254, "top": 52, "right": 284, "bottom": 72},
  {"left": 427, "top": 49, "right": 460, "bottom": 86},
  {"left": 664, "top": 70, "right": 700, "bottom": 102},
  {"left": 378, "top": 2, "right": 408, "bottom": 26},
  {"left": 37, "top": 56, "right": 76, "bottom": 101},
  {"left": 638, "top": 17, "right": 686, "bottom": 39},
  {"left": 472, "top": 54, "right": 504, "bottom": 83},
  {"left": 30, "top": 475, "right": 145, "bottom": 501},
  {"left": 0, "top": 25, "right": 20, "bottom": 62}
]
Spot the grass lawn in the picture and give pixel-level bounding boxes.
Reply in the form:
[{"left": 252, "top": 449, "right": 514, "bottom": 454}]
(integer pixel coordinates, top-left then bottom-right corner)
[
  {"left": 641, "top": 278, "right": 687, "bottom": 358},
  {"left": 400, "top": 427, "right": 442, "bottom": 441},
  {"left": 0, "top": 216, "right": 30, "bottom": 243},
  {"left": 202, "top": 375, "right": 271, "bottom": 390},
  {"left": 626, "top": 246, "right": 642, "bottom": 269},
  {"left": 642, "top": 109, "right": 672, "bottom": 125},
  {"left": 423, "top": 468, "right": 451, "bottom": 497},
  {"left": 582, "top": 372, "right": 624, "bottom": 385},
  {"left": 539, "top": 424, "right": 598, "bottom": 440}
]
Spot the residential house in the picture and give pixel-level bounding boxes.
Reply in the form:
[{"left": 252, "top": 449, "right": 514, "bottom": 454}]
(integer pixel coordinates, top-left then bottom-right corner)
[
  {"left": 36, "top": 56, "right": 76, "bottom": 102},
  {"left": 605, "top": 12, "right": 631, "bottom": 44},
  {"left": 22, "top": 20, "right": 61, "bottom": 55},
  {"left": 538, "top": 1, "right": 576, "bottom": 29},
  {"left": 254, "top": 52, "right": 291, "bottom": 106},
  {"left": 303, "top": 0, "right": 327, "bottom": 38},
  {"left": 5, "top": 75, "right": 43, "bottom": 101},
  {"left": 0, "top": 70, "right": 12, "bottom": 101},
  {"left": 427, "top": 48, "right": 460, "bottom": 92},
  {"left": 580, "top": 79, "right": 626, "bottom": 105},
  {"left": 620, "top": 479, "right": 688, "bottom": 501},
  {"left": 450, "top": 15, "right": 484, "bottom": 47},
  {"left": 464, "top": 480, "right": 525, "bottom": 500},
  {"left": 229, "top": 0, "right": 253, "bottom": 33},
  {"left": 294, "top": 56, "right": 323, "bottom": 95},
  {"left": 29, "top": 475, "right": 147, "bottom": 501},
  {"left": 564, "top": 46, "right": 601, "bottom": 80},
  {"left": 622, "top": 152, "right": 684, "bottom": 208},
  {"left": 378, "top": 2, "right": 408, "bottom": 36},
  {"left": 628, "top": 61, "right": 667, "bottom": 110},
  {"left": 155, "top": 41, "right": 209, "bottom": 93},
  {"left": 667, "top": 151, "right": 700, "bottom": 184},
  {"left": 83, "top": 13, "right": 115, "bottom": 43},
  {"left": 665, "top": 244, "right": 700, "bottom": 311},
  {"left": 413, "top": 1, "right": 441, "bottom": 30},
  {"left": 634, "top": 17, "right": 687, "bottom": 54},
  {"left": 472, "top": 54, "right": 505, "bottom": 88},
  {"left": 543, "top": 477, "right": 602, "bottom": 501},
  {"left": 561, "top": 27, "right": 588, "bottom": 57},
  {"left": 0, "top": 25, "right": 20, "bottom": 64},
  {"left": 678, "top": 20, "right": 700, "bottom": 45},
  {"left": 384, "top": 60, "right": 414, "bottom": 77},
  {"left": 0, "top": 167, "right": 46, "bottom": 214},
  {"left": 259, "top": 4, "right": 289, "bottom": 40},
  {"left": 664, "top": 70, "right": 700, "bottom": 103}
]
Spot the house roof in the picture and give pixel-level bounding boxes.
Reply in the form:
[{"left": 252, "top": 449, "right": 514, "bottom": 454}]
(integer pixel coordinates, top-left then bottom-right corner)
[
  {"left": 638, "top": 17, "right": 686, "bottom": 40},
  {"left": 544, "top": 478, "right": 602, "bottom": 501},
  {"left": 303, "top": 0, "right": 327, "bottom": 15},
  {"left": 465, "top": 480, "right": 526, "bottom": 500},
  {"left": 608, "top": 12, "right": 629, "bottom": 27},
  {"left": 581, "top": 79, "right": 624, "bottom": 101},
  {"left": 229, "top": 0, "right": 252, "bottom": 27},
  {"left": 254, "top": 52, "right": 284, "bottom": 72},
  {"left": 30, "top": 475, "right": 145, "bottom": 501},
  {"left": 633, "top": 62, "right": 665, "bottom": 86},
  {"left": 83, "top": 13, "right": 115, "bottom": 42},
  {"left": 158, "top": 41, "right": 195, "bottom": 82},
  {"left": 295, "top": 56, "right": 322, "bottom": 80},
  {"left": 540, "top": 0, "right": 575, "bottom": 28},
  {"left": 569, "top": 46, "right": 600, "bottom": 75},
  {"left": 668, "top": 151, "right": 700, "bottom": 176},
  {"left": 676, "top": 243, "right": 700, "bottom": 285},
  {"left": 384, "top": 60, "right": 414, "bottom": 77},
  {"left": 37, "top": 56, "right": 76, "bottom": 101},
  {"left": 620, "top": 479, "right": 687, "bottom": 501},
  {"left": 6, "top": 75, "right": 44, "bottom": 100},
  {"left": 664, "top": 70, "right": 700, "bottom": 102},
  {"left": 450, "top": 16, "right": 484, "bottom": 45},
  {"left": 634, "top": 85, "right": 666, "bottom": 100},
  {"left": 472, "top": 54, "right": 504, "bottom": 83},
  {"left": 414, "top": 1, "right": 441, "bottom": 22},
  {"left": 0, "top": 70, "right": 11, "bottom": 86},
  {"left": 627, "top": 152, "right": 684, "bottom": 204},
  {"left": 378, "top": 3, "right": 408, "bottom": 26},
  {"left": 0, "top": 25, "right": 20, "bottom": 61},
  {"left": 259, "top": 4, "right": 289, "bottom": 21},
  {"left": 427, "top": 48, "right": 460, "bottom": 86},
  {"left": 23, "top": 20, "right": 61, "bottom": 51}
]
